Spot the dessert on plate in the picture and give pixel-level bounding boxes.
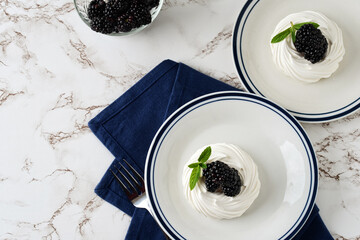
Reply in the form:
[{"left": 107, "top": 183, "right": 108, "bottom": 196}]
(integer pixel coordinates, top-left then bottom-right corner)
[
  {"left": 182, "top": 143, "right": 261, "bottom": 219},
  {"left": 270, "top": 11, "right": 345, "bottom": 83}
]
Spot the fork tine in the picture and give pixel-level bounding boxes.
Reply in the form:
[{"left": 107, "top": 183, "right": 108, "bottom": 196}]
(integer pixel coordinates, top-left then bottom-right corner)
[
  {"left": 114, "top": 166, "right": 138, "bottom": 195},
  {"left": 110, "top": 169, "right": 131, "bottom": 195},
  {"left": 123, "top": 159, "right": 144, "bottom": 182},
  {"left": 122, "top": 159, "right": 145, "bottom": 193},
  {"left": 119, "top": 162, "right": 140, "bottom": 184}
]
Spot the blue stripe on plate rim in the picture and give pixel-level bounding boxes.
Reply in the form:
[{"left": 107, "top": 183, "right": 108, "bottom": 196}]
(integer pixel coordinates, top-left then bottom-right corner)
[
  {"left": 145, "top": 91, "right": 318, "bottom": 240},
  {"left": 232, "top": 0, "right": 360, "bottom": 123}
]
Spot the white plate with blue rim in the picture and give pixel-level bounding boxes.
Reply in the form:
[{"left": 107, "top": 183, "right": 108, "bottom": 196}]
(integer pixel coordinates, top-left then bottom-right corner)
[
  {"left": 145, "top": 91, "right": 318, "bottom": 239},
  {"left": 232, "top": 0, "right": 360, "bottom": 123}
]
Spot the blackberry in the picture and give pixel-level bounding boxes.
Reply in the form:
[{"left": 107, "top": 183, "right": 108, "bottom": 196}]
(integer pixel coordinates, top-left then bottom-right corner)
[
  {"left": 294, "top": 24, "right": 328, "bottom": 64},
  {"left": 90, "top": 16, "right": 116, "bottom": 34},
  {"left": 223, "top": 168, "right": 241, "bottom": 197},
  {"left": 203, "top": 161, "right": 227, "bottom": 192},
  {"left": 202, "top": 161, "right": 242, "bottom": 197},
  {"left": 204, "top": 178, "right": 220, "bottom": 192},
  {"left": 102, "top": 16, "right": 117, "bottom": 34},
  {"left": 87, "top": 0, "right": 106, "bottom": 20},
  {"left": 139, "top": 0, "right": 160, "bottom": 10},
  {"left": 128, "top": 2, "right": 152, "bottom": 27},
  {"left": 116, "top": 14, "right": 135, "bottom": 32},
  {"left": 104, "top": 0, "right": 130, "bottom": 18},
  {"left": 90, "top": 17, "right": 105, "bottom": 33}
]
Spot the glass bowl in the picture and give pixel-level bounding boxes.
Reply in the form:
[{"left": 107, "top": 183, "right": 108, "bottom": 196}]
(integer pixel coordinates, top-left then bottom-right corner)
[{"left": 74, "top": 0, "right": 163, "bottom": 36}]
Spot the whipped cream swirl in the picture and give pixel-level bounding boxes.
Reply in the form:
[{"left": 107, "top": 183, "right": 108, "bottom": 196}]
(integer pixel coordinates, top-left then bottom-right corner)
[
  {"left": 182, "top": 143, "right": 261, "bottom": 219},
  {"left": 270, "top": 11, "right": 345, "bottom": 82}
]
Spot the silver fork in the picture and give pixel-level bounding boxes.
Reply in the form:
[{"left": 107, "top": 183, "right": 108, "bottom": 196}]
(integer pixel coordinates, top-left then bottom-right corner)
[
  {"left": 111, "top": 159, "right": 170, "bottom": 239},
  {"left": 110, "top": 159, "right": 151, "bottom": 212}
]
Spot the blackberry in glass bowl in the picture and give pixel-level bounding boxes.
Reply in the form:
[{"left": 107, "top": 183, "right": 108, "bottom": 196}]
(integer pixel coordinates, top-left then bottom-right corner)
[{"left": 74, "top": 0, "right": 163, "bottom": 36}]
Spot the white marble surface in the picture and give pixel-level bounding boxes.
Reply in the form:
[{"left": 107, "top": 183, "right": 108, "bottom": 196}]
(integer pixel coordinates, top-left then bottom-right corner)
[{"left": 0, "top": 0, "right": 359, "bottom": 239}]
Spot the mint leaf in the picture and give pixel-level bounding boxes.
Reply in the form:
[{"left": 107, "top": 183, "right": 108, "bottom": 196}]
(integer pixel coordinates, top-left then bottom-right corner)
[
  {"left": 188, "top": 163, "right": 200, "bottom": 168},
  {"left": 189, "top": 166, "right": 201, "bottom": 190},
  {"left": 290, "top": 22, "right": 296, "bottom": 43},
  {"left": 271, "top": 21, "right": 320, "bottom": 44},
  {"left": 271, "top": 28, "right": 290, "bottom": 43},
  {"left": 199, "top": 163, "right": 207, "bottom": 169},
  {"left": 294, "top": 22, "right": 319, "bottom": 30},
  {"left": 198, "top": 146, "right": 211, "bottom": 163},
  {"left": 189, "top": 146, "right": 212, "bottom": 190}
]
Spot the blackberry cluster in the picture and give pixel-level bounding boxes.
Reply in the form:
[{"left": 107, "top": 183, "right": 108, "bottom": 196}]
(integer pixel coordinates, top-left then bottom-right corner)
[
  {"left": 87, "top": 0, "right": 157, "bottom": 34},
  {"left": 294, "top": 24, "right": 328, "bottom": 64},
  {"left": 202, "top": 161, "right": 242, "bottom": 197}
]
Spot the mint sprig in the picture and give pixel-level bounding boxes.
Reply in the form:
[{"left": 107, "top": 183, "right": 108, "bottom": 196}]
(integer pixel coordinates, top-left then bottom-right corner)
[
  {"left": 189, "top": 146, "right": 211, "bottom": 190},
  {"left": 271, "top": 21, "right": 320, "bottom": 44}
]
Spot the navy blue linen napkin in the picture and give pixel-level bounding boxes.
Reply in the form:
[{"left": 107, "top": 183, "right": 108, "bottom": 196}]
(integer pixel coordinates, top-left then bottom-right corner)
[{"left": 88, "top": 59, "right": 333, "bottom": 240}]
